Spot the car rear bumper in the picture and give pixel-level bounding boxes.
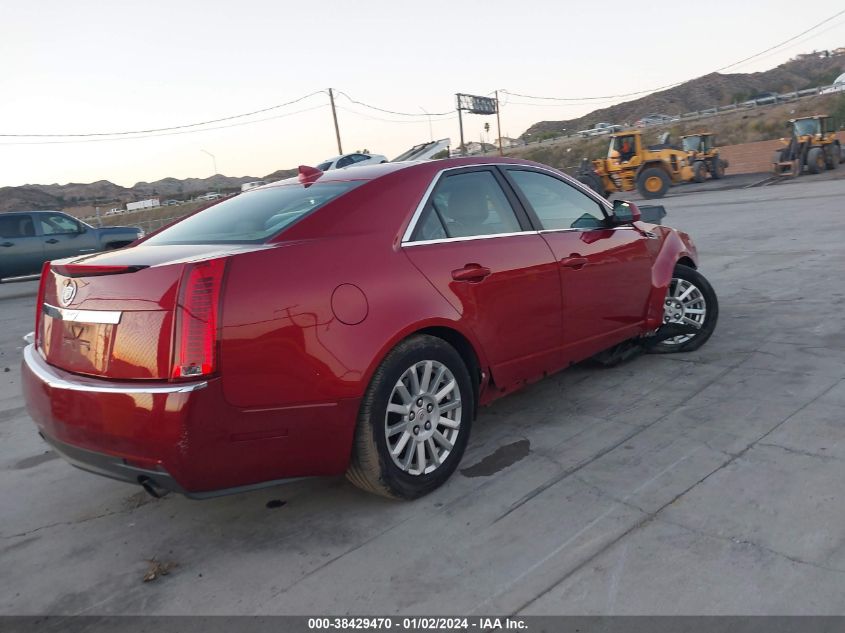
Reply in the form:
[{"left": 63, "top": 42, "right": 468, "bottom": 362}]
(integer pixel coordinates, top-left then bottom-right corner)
[{"left": 21, "top": 345, "right": 360, "bottom": 497}]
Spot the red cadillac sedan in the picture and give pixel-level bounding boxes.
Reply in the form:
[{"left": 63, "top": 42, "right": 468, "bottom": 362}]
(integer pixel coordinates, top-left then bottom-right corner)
[{"left": 21, "top": 157, "right": 717, "bottom": 500}]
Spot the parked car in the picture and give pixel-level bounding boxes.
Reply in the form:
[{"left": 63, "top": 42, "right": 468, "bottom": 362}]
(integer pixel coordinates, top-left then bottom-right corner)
[
  {"left": 0, "top": 211, "right": 143, "bottom": 282},
  {"left": 578, "top": 122, "right": 622, "bottom": 138},
  {"left": 635, "top": 114, "right": 675, "bottom": 127},
  {"left": 240, "top": 180, "right": 267, "bottom": 192},
  {"left": 316, "top": 152, "right": 388, "bottom": 171},
  {"left": 196, "top": 192, "right": 222, "bottom": 201},
  {"left": 820, "top": 73, "right": 845, "bottom": 95},
  {"left": 164, "top": 200, "right": 182, "bottom": 206},
  {"left": 21, "top": 158, "right": 718, "bottom": 500}
]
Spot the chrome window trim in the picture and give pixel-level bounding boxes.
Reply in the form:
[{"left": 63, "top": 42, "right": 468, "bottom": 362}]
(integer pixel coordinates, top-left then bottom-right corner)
[
  {"left": 401, "top": 163, "right": 525, "bottom": 244},
  {"left": 403, "top": 230, "right": 540, "bottom": 248},
  {"left": 43, "top": 303, "right": 122, "bottom": 325},
  {"left": 401, "top": 162, "right": 613, "bottom": 245},
  {"left": 537, "top": 225, "right": 638, "bottom": 235},
  {"left": 23, "top": 345, "right": 207, "bottom": 394}
]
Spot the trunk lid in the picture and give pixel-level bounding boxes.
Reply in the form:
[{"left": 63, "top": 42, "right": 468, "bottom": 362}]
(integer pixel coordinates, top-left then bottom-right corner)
[{"left": 37, "top": 244, "right": 265, "bottom": 380}]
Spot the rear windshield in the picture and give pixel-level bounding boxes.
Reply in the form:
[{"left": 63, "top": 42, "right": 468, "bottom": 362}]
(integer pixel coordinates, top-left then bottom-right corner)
[{"left": 144, "top": 181, "right": 362, "bottom": 244}]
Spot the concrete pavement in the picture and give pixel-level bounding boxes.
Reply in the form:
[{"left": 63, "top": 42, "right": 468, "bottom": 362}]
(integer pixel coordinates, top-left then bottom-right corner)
[{"left": 1, "top": 179, "right": 844, "bottom": 615}]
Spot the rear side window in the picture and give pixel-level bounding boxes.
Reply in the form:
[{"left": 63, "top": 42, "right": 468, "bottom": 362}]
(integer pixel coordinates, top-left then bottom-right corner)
[
  {"left": 145, "top": 181, "right": 363, "bottom": 245},
  {"left": 412, "top": 170, "right": 521, "bottom": 240},
  {"left": 0, "top": 214, "right": 35, "bottom": 238}
]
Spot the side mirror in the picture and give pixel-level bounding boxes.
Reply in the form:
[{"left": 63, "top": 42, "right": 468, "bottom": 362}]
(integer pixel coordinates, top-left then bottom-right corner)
[{"left": 611, "top": 200, "right": 641, "bottom": 224}]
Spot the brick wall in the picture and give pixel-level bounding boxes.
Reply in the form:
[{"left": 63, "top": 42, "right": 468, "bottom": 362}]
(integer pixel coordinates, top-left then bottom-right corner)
[{"left": 720, "top": 132, "right": 845, "bottom": 175}]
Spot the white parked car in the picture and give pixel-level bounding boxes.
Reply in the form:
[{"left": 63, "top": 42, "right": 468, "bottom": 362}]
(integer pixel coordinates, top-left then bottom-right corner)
[
  {"left": 820, "top": 73, "right": 845, "bottom": 95},
  {"left": 241, "top": 180, "right": 267, "bottom": 192},
  {"left": 196, "top": 192, "right": 223, "bottom": 201},
  {"left": 316, "top": 152, "right": 388, "bottom": 171},
  {"left": 578, "top": 122, "right": 622, "bottom": 138}
]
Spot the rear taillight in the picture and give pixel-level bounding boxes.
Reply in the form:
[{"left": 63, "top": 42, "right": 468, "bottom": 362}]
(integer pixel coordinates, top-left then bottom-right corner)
[
  {"left": 34, "top": 261, "right": 51, "bottom": 349},
  {"left": 171, "top": 259, "right": 227, "bottom": 379}
]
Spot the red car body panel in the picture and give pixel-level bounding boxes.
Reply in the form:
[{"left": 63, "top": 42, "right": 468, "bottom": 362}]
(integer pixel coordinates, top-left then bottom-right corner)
[
  {"left": 21, "top": 157, "right": 701, "bottom": 497},
  {"left": 403, "top": 234, "right": 562, "bottom": 391}
]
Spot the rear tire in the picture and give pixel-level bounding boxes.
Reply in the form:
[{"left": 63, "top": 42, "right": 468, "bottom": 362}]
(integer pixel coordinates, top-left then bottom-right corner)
[
  {"left": 649, "top": 264, "right": 719, "bottom": 354},
  {"left": 576, "top": 172, "right": 606, "bottom": 198},
  {"left": 807, "top": 147, "right": 824, "bottom": 174},
  {"left": 692, "top": 161, "right": 707, "bottom": 183},
  {"left": 636, "top": 167, "right": 671, "bottom": 199},
  {"left": 346, "top": 335, "right": 474, "bottom": 500},
  {"left": 711, "top": 157, "right": 725, "bottom": 179},
  {"left": 826, "top": 143, "right": 839, "bottom": 170}
]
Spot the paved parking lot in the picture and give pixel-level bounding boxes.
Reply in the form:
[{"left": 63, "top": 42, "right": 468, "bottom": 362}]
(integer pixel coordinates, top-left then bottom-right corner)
[{"left": 2, "top": 177, "right": 845, "bottom": 615}]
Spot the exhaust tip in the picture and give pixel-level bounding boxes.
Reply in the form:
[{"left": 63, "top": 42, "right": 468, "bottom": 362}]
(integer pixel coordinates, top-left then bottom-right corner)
[{"left": 138, "top": 476, "right": 169, "bottom": 499}]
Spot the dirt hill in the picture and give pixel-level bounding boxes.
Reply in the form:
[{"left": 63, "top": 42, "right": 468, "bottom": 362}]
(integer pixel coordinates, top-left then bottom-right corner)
[
  {"left": 0, "top": 169, "right": 299, "bottom": 213},
  {"left": 523, "top": 50, "right": 845, "bottom": 138}
]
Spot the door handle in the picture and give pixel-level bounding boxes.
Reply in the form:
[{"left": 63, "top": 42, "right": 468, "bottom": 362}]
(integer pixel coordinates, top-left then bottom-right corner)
[
  {"left": 1, "top": 242, "right": 13, "bottom": 247},
  {"left": 45, "top": 238, "right": 59, "bottom": 244},
  {"left": 560, "top": 256, "right": 588, "bottom": 269},
  {"left": 451, "top": 264, "right": 491, "bottom": 283}
]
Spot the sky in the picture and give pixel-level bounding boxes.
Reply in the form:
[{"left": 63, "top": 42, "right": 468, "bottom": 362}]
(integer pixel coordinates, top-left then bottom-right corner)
[{"left": 1, "top": 0, "right": 844, "bottom": 188}]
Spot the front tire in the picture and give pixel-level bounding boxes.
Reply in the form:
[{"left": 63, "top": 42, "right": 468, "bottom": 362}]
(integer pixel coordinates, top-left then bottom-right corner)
[
  {"left": 636, "top": 167, "right": 671, "bottom": 199},
  {"left": 649, "top": 264, "right": 719, "bottom": 354},
  {"left": 711, "top": 157, "right": 725, "bottom": 179},
  {"left": 692, "top": 161, "right": 707, "bottom": 183},
  {"left": 807, "top": 147, "right": 824, "bottom": 174},
  {"left": 346, "top": 335, "right": 474, "bottom": 500},
  {"left": 577, "top": 172, "right": 607, "bottom": 198}
]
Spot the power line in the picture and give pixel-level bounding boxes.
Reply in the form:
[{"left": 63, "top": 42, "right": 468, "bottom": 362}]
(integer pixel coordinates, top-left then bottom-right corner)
[
  {"left": 0, "top": 103, "right": 330, "bottom": 146},
  {"left": 0, "top": 90, "right": 328, "bottom": 138},
  {"left": 501, "top": 8, "right": 845, "bottom": 103},
  {"left": 335, "top": 90, "right": 454, "bottom": 117},
  {"left": 335, "top": 105, "right": 457, "bottom": 124}
]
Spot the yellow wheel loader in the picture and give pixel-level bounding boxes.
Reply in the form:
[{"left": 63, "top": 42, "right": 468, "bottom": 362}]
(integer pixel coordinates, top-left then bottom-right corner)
[
  {"left": 577, "top": 130, "right": 694, "bottom": 199},
  {"left": 773, "top": 115, "right": 843, "bottom": 177},
  {"left": 681, "top": 133, "right": 728, "bottom": 182}
]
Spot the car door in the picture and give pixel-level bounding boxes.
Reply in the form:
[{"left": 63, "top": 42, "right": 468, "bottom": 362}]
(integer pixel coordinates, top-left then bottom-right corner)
[
  {"left": 501, "top": 167, "right": 655, "bottom": 363},
  {"left": 0, "top": 213, "right": 44, "bottom": 278},
  {"left": 402, "top": 167, "right": 563, "bottom": 390},
  {"left": 36, "top": 213, "right": 99, "bottom": 260}
]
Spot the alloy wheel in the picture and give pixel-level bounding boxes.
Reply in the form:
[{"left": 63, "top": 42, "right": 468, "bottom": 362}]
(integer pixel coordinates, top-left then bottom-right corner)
[
  {"left": 661, "top": 277, "right": 707, "bottom": 346},
  {"left": 384, "top": 360, "right": 462, "bottom": 476}
]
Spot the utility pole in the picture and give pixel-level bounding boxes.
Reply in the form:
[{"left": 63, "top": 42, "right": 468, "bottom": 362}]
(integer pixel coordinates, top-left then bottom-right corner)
[
  {"left": 329, "top": 88, "right": 343, "bottom": 154},
  {"left": 456, "top": 94, "right": 466, "bottom": 156},
  {"left": 495, "top": 90, "right": 503, "bottom": 156},
  {"left": 419, "top": 106, "right": 434, "bottom": 142}
]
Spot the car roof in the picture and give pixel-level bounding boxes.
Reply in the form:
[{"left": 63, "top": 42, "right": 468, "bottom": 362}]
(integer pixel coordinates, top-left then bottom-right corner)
[{"left": 253, "top": 156, "right": 542, "bottom": 192}]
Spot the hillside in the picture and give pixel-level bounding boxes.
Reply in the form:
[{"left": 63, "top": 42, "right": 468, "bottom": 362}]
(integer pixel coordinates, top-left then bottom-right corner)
[
  {"left": 0, "top": 169, "right": 298, "bottom": 214},
  {"left": 508, "top": 91, "right": 845, "bottom": 175},
  {"left": 524, "top": 50, "right": 845, "bottom": 138}
]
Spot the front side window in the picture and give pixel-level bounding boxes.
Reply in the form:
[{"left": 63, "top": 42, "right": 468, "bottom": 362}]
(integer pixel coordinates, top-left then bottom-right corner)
[
  {"left": 412, "top": 170, "right": 521, "bottom": 241},
  {"left": 316, "top": 161, "right": 333, "bottom": 171},
  {"left": 508, "top": 170, "right": 606, "bottom": 230},
  {"left": 335, "top": 156, "right": 355, "bottom": 169},
  {"left": 0, "top": 214, "right": 35, "bottom": 238},
  {"left": 145, "top": 181, "right": 363, "bottom": 245},
  {"left": 39, "top": 214, "right": 80, "bottom": 235}
]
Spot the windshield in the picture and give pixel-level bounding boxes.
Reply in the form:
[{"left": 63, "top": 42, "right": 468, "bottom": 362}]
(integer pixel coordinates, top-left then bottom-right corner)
[
  {"left": 608, "top": 135, "right": 636, "bottom": 158},
  {"left": 682, "top": 136, "right": 701, "bottom": 152},
  {"left": 144, "top": 181, "right": 363, "bottom": 245},
  {"left": 793, "top": 119, "right": 820, "bottom": 136}
]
